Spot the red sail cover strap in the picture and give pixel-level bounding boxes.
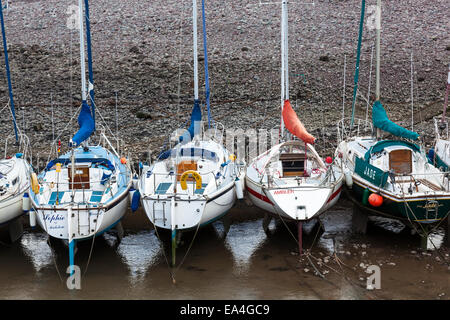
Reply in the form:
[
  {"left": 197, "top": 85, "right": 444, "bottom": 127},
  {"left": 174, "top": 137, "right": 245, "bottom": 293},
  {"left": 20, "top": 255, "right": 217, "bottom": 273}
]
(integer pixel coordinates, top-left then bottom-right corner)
[{"left": 282, "top": 100, "right": 315, "bottom": 144}]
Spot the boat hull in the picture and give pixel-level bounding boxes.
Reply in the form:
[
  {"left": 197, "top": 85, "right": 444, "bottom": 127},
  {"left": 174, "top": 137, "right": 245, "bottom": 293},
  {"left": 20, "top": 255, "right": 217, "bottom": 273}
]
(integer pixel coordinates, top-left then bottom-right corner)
[
  {"left": 0, "top": 190, "right": 26, "bottom": 226},
  {"left": 142, "top": 183, "right": 236, "bottom": 231},
  {"left": 32, "top": 191, "right": 129, "bottom": 240},
  {"left": 245, "top": 176, "right": 343, "bottom": 221},
  {"left": 351, "top": 177, "right": 450, "bottom": 224}
]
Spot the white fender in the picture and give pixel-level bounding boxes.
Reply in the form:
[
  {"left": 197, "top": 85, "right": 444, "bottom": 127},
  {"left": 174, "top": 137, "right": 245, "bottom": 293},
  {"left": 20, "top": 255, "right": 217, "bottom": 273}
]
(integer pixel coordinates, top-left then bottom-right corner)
[
  {"left": 235, "top": 177, "right": 244, "bottom": 200},
  {"left": 29, "top": 210, "right": 36, "bottom": 228},
  {"left": 345, "top": 170, "right": 353, "bottom": 189},
  {"left": 129, "top": 189, "right": 136, "bottom": 203},
  {"left": 22, "top": 193, "right": 31, "bottom": 212}
]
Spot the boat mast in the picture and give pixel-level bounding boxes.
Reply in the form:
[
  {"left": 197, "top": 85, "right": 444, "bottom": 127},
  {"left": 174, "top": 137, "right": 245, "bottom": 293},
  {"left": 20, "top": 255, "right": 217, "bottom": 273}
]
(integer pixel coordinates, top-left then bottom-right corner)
[
  {"left": 442, "top": 64, "right": 450, "bottom": 121},
  {"left": 78, "top": 0, "right": 87, "bottom": 105},
  {"left": 193, "top": 0, "right": 199, "bottom": 103},
  {"left": 280, "top": 0, "right": 288, "bottom": 138},
  {"left": 201, "top": 0, "right": 211, "bottom": 128},
  {"left": 284, "top": 1, "right": 289, "bottom": 102},
  {"left": 0, "top": 0, "right": 18, "bottom": 143},
  {"left": 84, "top": 0, "right": 95, "bottom": 130},
  {"left": 350, "top": 0, "right": 366, "bottom": 128},
  {"left": 375, "top": 0, "right": 381, "bottom": 138}
]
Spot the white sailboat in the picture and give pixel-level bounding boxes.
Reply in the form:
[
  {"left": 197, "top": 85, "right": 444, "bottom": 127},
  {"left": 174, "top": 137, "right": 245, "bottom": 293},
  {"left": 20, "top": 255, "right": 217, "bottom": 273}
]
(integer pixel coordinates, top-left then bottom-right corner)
[
  {"left": 0, "top": 0, "right": 32, "bottom": 242},
  {"left": 138, "top": 0, "right": 245, "bottom": 266},
  {"left": 245, "top": 0, "right": 343, "bottom": 253},
  {"left": 29, "top": 0, "right": 132, "bottom": 270}
]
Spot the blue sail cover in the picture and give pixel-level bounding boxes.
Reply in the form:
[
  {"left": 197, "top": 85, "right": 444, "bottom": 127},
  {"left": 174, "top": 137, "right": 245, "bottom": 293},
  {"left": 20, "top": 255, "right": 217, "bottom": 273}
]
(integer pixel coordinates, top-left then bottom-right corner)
[
  {"left": 72, "top": 101, "right": 95, "bottom": 146},
  {"left": 372, "top": 100, "right": 419, "bottom": 140},
  {"left": 187, "top": 99, "right": 202, "bottom": 139}
]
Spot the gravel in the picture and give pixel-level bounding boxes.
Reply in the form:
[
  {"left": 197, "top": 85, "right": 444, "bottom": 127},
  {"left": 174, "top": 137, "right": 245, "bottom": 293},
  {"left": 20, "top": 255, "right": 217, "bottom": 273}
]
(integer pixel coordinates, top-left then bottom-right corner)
[{"left": 0, "top": 0, "right": 448, "bottom": 166}]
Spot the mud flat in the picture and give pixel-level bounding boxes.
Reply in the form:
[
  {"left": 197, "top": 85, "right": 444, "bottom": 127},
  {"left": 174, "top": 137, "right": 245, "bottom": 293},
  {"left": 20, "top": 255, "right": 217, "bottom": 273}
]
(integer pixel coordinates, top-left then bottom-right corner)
[{"left": 0, "top": 200, "right": 448, "bottom": 300}]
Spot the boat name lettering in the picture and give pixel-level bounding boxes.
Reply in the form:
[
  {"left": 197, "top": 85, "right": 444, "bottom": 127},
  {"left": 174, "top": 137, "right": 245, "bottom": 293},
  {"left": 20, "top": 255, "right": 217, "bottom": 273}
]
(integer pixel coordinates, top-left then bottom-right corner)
[
  {"left": 274, "top": 190, "right": 294, "bottom": 195},
  {"left": 44, "top": 214, "right": 65, "bottom": 224},
  {"left": 363, "top": 167, "right": 376, "bottom": 180}
]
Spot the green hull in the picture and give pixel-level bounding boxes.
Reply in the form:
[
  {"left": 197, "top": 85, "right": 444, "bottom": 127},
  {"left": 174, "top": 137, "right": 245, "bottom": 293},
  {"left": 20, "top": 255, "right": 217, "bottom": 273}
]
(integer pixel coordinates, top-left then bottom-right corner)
[{"left": 351, "top": 183, "right": 450, "bottom": 224}]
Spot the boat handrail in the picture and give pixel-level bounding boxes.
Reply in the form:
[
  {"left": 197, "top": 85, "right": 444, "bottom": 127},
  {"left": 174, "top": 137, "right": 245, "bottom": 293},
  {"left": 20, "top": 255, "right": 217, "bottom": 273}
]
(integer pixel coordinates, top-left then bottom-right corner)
[
  {"left": 336, "top": 117, "right": 373, "bottom": 143},
  {"left": 4, "top": 132, "right": 32, "bottom": 161},
  {"left": 433, "top": 116, "right": 450, "bottom": 140}
]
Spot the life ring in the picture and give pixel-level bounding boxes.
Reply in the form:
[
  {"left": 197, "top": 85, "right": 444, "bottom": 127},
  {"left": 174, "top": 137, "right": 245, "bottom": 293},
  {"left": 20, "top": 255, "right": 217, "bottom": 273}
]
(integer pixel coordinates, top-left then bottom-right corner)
[
  {"left": 180, "top": 170, "right": 202, "bottom": 191},
  {"left": 31, "top": 172, "right": 40, "bottom": 194}
]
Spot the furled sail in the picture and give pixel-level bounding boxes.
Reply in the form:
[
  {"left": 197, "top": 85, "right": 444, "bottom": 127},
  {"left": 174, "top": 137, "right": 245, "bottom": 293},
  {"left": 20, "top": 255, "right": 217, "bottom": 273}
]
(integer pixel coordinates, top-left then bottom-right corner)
[
  {"left": 72, "top": 101, "right": 95, "bottom": 146},
  {"left": 372, "top": 100, "right": 419, "bottom": 140},
  {"left": 282, "top": 100, "right": 315, "bottom": 144},
  {"left": 187, "top": 99, "right": 202, "bottom": 138}
]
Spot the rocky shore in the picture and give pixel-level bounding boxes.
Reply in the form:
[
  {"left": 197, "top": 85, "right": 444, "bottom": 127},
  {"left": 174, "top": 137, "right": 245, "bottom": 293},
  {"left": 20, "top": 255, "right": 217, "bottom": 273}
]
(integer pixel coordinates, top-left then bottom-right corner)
[{"left": 0, "top": 0, "right": 448, "bottom": 166}]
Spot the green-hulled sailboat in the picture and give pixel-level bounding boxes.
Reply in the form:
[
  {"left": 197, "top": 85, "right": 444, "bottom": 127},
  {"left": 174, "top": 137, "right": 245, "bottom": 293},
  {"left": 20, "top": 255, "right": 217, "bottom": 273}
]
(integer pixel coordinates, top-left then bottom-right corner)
[{"left": 335, "top": 0, "right": 450, "bottom": 231}]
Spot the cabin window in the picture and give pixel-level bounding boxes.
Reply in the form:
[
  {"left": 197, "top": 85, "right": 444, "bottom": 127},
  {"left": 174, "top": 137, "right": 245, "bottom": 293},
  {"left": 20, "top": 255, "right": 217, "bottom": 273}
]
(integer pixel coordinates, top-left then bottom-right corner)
[
  {"left": 68, "top": 165, "right": 90, "bottom": 190},
  {"left": 280, "top": 153, "right": 306, "bottom": 177},
  {"left": 11, "top": 177, "right": 18, "bottom": 186},
  {"left": 389, "top": 149, "right": 412, "bottom": 175}
]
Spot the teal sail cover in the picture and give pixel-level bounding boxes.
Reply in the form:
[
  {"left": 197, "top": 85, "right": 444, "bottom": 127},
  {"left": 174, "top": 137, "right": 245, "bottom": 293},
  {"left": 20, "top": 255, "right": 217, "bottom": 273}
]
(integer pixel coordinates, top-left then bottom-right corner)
[{"left": 372, "top": 100, "right": 419, "bottom": 140}]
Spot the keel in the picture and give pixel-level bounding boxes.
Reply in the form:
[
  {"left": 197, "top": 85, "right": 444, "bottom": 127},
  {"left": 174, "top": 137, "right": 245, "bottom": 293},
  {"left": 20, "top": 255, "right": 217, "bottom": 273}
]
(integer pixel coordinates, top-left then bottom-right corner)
[
  {"left": 446, "top": 216, "right": 449, "bottom": 248},
  {"left": 114, "top": 221, "right": 124, "bottom": 247},
  {"left": 8, "top": 217, "right": 23, "bottom": 243},
  {"left": 419, "top": 225, "right": 430, "bottom": 250},
  {"left": 351, "top": 203, "right": 368, "bottom": 234},
  {"left": 262, "top": 213, "right": 272, "bottom": 236},
  {"left": 69, "top": 239, "right": 76, "bottom": 276},
  {"left": 171, "top": 229, "right": 176, "bottom": 267},
  {"left": 222, "top": 214, "right": 231, "bottom": 239},
  {"left": 298, "top": 221, "right": 303, "bottom": 255}
]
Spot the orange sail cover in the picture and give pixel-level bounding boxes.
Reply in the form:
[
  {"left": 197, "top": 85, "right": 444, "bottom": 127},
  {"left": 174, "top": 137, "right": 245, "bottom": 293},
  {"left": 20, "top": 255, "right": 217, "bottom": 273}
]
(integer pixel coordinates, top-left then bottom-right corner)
[{"left": 282, "top": 100, "right": 315, "bottom": 144}]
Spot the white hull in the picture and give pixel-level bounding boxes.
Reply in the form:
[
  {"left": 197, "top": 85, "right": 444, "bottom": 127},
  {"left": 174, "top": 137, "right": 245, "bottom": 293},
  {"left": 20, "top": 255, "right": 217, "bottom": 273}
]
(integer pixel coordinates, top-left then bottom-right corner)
[
  {"left": 32, "top": 193, "right": 129, "bottom": 240},
  {"left": 0, "top": 157, "right": 31, "bottom": 226},
  {"left": 245, "top": 175, "right": 342, "bottom": 221},
  {"left": 30, "top": 145, "right": 132, "bottom": 241},
  {"left": 245, "top": 141, "right": 343, "bottom": 221},
  {"left": 0, "top": 189, "right": 26, "bottom": 225},
  {"left": 142, "top": 181, "right": 236, "bottom": 230},
  {"left": 139, "top": 134, "right": 245, "bottom": 232}
]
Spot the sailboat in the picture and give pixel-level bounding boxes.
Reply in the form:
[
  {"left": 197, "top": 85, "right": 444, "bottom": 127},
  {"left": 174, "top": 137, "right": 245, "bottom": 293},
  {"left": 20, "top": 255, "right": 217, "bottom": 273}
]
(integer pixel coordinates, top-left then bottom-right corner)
[
  {"left": 245, "top": 0, "right": 344, "bottom": 253},
  {"left": 138, "top": 0, "right": 245, "bottom": 266},
  {"left": 335, "top": 0, "right": 450, "bottom": 233},
  {"left": 430, "top": 64, "right": 450, "bottom": 170},
  {"left": 29, "top": 0, "right": 132, "bottom": 269},
  {"left": 0, "top": 0, "right": 32, "bottom": 242}
]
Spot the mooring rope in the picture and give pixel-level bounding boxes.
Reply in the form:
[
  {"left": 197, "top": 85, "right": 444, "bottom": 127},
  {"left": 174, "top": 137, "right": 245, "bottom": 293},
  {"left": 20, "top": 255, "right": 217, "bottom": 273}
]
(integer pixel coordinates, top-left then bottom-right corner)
[{"left": 149, "top": 217, "right": 176, "bottom": 283}]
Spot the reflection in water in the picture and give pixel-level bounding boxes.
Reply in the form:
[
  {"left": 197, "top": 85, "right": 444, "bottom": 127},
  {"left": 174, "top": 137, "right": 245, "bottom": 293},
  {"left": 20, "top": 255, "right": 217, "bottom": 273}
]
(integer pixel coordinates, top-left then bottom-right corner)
[
  {"left": 427, "top": 228, "right": 445, "bottom": 250},
  {"left": 20, "top": 232, "right": 53, "bottom": 273},
  {"left": 116, "top": 231, "right": 162, "bottom": 285},
  {"left": 215, "top": 220, "right": 272, "bottom": 275},
  {"left": 369, "top": 216, "right": 406, "bottom": 233},
  {"left": 317, "top": 236, "right": 335, "bottom": 255},
  {"left": 318, "top": 210, "right": 352, "bottom": 255}
]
